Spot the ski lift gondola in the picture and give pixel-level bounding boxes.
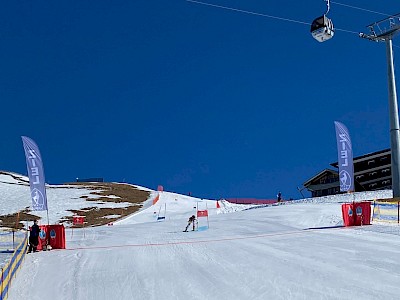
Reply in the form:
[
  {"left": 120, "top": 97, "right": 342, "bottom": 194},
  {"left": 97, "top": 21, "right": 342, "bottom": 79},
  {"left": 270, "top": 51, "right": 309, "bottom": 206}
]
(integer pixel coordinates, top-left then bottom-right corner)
[{"left": 311, "top": 0, "right": 334, "bottom": 42}]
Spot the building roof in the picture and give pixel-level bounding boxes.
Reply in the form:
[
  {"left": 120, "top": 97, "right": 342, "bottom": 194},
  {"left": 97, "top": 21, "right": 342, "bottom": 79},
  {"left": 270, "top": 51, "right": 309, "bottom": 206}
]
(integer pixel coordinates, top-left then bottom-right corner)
[
  {"left": 303, "top": 168, "right": 338, "bottom": 187},
  {"left": 330, "top": 148, "right": 390, "bottom": 167}
]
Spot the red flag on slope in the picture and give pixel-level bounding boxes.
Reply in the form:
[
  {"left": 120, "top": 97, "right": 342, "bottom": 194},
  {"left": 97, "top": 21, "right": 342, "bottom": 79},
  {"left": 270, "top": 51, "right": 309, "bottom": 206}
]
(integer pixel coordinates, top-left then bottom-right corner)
[
  {"left": 197, "top": 210, "right": 208, "bottom": 217},
  {"left": 73, "top": 216, "right": 85, "bottom": 225}
]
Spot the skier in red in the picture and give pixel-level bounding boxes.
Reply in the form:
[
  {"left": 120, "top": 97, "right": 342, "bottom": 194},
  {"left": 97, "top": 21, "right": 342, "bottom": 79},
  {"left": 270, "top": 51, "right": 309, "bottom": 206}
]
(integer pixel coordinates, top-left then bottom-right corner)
[{"left": 184, "top": 215, "right": 196, "bottom": 232}]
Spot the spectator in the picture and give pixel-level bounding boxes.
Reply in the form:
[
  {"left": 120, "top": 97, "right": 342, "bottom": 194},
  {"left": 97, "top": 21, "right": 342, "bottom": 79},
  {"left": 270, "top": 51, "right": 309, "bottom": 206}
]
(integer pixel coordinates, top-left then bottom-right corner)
[
  {"left": 28, "top": 220, "right": 40, "bottom": 253},
  {"left": 277, "top": 191, "right": 282, "bottom": 202}
]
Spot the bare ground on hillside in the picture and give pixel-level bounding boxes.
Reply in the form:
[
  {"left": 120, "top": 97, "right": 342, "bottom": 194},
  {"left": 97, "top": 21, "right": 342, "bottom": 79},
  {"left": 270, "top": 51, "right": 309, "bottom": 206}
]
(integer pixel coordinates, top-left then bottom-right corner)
[{"left": 0, "top": 182, "right": 150, "bottom": 229}]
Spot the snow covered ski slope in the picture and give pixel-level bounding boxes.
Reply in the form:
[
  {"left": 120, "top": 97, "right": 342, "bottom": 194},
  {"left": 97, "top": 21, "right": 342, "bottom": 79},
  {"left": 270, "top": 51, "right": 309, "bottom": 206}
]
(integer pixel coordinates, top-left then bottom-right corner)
[{"left": 3, "top": 184, "right": 400, "bottom": 300}]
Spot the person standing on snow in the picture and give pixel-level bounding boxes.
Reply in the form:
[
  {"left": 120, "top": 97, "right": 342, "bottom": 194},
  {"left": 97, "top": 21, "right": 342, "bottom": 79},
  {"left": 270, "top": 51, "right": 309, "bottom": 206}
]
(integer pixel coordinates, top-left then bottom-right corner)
[
  {"left": 28, "top": 219, "right": 40, "bottom": 253},
  {"left": 184, "top": 215, "right": 196, "bottom": 232},
  {"left": 277, "top": 191, "right": 282, "bottom": 202}
]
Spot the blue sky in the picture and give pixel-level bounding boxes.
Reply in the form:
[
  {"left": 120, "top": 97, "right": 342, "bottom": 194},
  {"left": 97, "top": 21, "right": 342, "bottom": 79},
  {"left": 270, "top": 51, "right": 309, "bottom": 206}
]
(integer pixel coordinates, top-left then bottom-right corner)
[{"left": 0, "top": 0, "right": 399, "bottom": 200}]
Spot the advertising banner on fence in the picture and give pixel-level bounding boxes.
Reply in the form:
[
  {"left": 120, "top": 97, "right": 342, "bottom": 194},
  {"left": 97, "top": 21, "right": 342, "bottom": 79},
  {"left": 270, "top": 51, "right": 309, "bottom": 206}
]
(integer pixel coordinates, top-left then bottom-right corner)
[
  {"left": 334, "top": 121, "right": 354, "bottom": 192},
  {"left": 21, "top": 136, "right": 48, "bottom": 211}
]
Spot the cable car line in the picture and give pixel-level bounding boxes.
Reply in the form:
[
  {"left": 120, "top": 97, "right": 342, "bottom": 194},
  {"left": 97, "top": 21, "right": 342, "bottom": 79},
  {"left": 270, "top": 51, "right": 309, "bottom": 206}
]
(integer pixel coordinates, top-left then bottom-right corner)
[
  {"left": 331, "top": 1, "right": 392, "bottom": 17},
  {"left": 186, "top": 0, "right": 359, "bottom": 35},
  {"left": 186, "top": 0, "right": 399, "bottom": 47},
  {"left": 325, "top": 0, "right": 331, "bottom": 15},
  {"left": 186, "top": 0, "right": 311, "bottom": 26}
]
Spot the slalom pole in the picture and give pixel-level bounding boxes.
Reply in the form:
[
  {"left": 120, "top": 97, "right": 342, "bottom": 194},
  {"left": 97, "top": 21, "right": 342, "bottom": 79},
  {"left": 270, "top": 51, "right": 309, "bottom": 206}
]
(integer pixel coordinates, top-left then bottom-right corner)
[
  {"left": 157, "top": 205, "right": 162, "bottom": 220},
  {"left": 206, "top": 202, "right": 209, "bottom": 228},
  {"left": 14, "top": 212, "right": 20, "bottom": 249},
  {"left": 372, "top": 200, "right": 375, "bottom": 221},
  {"left": 16, "top": 212, "right": 20, "bottom": 229},
  {"left": 196, "top": 202, "right": 199, "bottom": 231},
  {"left": 46, "top": 208, "right": 51, "bottom": 250}
]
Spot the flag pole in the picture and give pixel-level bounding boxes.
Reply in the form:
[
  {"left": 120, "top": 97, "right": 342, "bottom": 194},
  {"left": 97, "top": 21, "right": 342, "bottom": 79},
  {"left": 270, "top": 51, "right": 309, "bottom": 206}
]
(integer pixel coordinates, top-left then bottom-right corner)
[
  {"left": 196, "top": 202, "right": 199, "bottom": 230},
  {"left": 206, "top": 202, "right": 209, "bottom": 228},
  {"left": 157, "top": 205, "right": 162, "bottom": 220}
]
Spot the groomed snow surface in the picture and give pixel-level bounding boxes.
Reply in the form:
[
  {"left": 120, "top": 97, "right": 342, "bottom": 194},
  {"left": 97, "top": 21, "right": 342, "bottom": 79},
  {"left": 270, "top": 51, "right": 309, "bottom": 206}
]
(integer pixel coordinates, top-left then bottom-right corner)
[{"left": 2, "top": 177, "right": 400, "bottom": 300}]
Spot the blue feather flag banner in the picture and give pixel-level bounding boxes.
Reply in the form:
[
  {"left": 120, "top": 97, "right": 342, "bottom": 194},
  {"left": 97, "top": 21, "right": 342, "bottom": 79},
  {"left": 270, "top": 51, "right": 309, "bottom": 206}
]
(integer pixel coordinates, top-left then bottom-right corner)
[
  {"left": 21, "top": 136, "right": 48, "bottom": 211},
  {"left": 334, "top": 121, "right": 354, "bottom": 192}
]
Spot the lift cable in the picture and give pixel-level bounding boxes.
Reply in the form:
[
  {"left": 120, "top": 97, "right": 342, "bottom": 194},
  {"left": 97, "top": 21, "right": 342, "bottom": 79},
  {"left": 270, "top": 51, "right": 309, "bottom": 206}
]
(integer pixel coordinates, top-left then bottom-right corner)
[
  {"left": 330, "top": 1, "right": 392, "bottom": 17},
  {"left": 185, "top": 0, "right": 400, "bottom": 47},
  {"left": 186, "top": 0, "right": 359, "bottom": 35}
]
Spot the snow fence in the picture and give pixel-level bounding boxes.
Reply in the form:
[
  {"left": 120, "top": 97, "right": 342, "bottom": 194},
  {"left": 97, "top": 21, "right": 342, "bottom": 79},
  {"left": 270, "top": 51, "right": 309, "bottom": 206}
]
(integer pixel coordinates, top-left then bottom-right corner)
[{"left": 0, "top": 232, "right": 27, "bottom": 300}]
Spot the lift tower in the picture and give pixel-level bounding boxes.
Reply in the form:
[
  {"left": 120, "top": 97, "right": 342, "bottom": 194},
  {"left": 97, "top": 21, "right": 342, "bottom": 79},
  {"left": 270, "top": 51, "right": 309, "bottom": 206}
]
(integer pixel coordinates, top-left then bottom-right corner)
[{"left": 360, "top": 14, "right": 400, "bottom": 197}]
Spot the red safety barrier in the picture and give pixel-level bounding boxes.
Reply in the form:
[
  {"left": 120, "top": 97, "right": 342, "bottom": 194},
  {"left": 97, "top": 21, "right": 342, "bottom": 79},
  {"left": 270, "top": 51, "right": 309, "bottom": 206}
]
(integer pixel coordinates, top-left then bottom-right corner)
[
  {"left": 354, "top": 202, "right": 371, "bottom": 225},
  {"left": 341, "top": 202, "right": 371, "bottom": 226},
  {"left": 48, "top": 225, "right": 66, "bottom": 249},
  {"left": 341, "top": 203, "right": 355, "bottom": 227},
  {"left": 37, "top": 225, "right": 66, "bottom": 250},
  {"left": 37, "top": 225, "right": 48, "bottom": 251}
]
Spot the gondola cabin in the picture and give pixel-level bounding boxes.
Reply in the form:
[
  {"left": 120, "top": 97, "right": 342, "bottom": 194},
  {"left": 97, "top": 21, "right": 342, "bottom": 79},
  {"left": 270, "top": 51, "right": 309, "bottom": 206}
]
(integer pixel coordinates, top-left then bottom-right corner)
[{"left": 311, "top": 15, "right": 334, "bottom": 42}]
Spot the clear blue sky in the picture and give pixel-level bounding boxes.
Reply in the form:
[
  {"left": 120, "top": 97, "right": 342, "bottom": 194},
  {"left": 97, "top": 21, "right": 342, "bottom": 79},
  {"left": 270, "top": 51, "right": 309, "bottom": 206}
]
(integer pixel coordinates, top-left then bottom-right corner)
[{"left": 0, "top": 0, "right": 399, "bottom": 200}]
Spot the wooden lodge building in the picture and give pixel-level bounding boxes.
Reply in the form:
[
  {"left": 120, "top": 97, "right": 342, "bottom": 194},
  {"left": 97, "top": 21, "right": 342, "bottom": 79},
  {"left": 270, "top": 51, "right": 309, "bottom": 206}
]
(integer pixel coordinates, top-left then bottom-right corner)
[{"left": 303, "top": 149, "right": 392, "bottom": 197}]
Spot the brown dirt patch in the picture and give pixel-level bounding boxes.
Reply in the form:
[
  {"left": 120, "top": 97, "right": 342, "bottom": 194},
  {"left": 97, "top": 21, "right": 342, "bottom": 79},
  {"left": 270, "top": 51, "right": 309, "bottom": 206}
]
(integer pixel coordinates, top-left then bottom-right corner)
[
  {"left": 0, "top": 208, "right": 40, "bottom": 229},
  {"left": 0, "top": 182, "right": 150, "bottom": 229}
]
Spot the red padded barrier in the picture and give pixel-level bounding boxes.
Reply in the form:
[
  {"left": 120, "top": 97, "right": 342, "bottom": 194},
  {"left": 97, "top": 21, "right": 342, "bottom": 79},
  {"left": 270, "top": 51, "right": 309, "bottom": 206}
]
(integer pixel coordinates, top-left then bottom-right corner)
[
  {"left": 37, "top": 225, "right": 66, "bottom": 250},
  {"left": 341, "top": 202, "right": 371, "bottom": 226},
  {"left": 354, "top": 202, "right": 371, "bottom": 225},
  {"left": 341, "top": 203, "right": 355, "bottom": 227}
]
